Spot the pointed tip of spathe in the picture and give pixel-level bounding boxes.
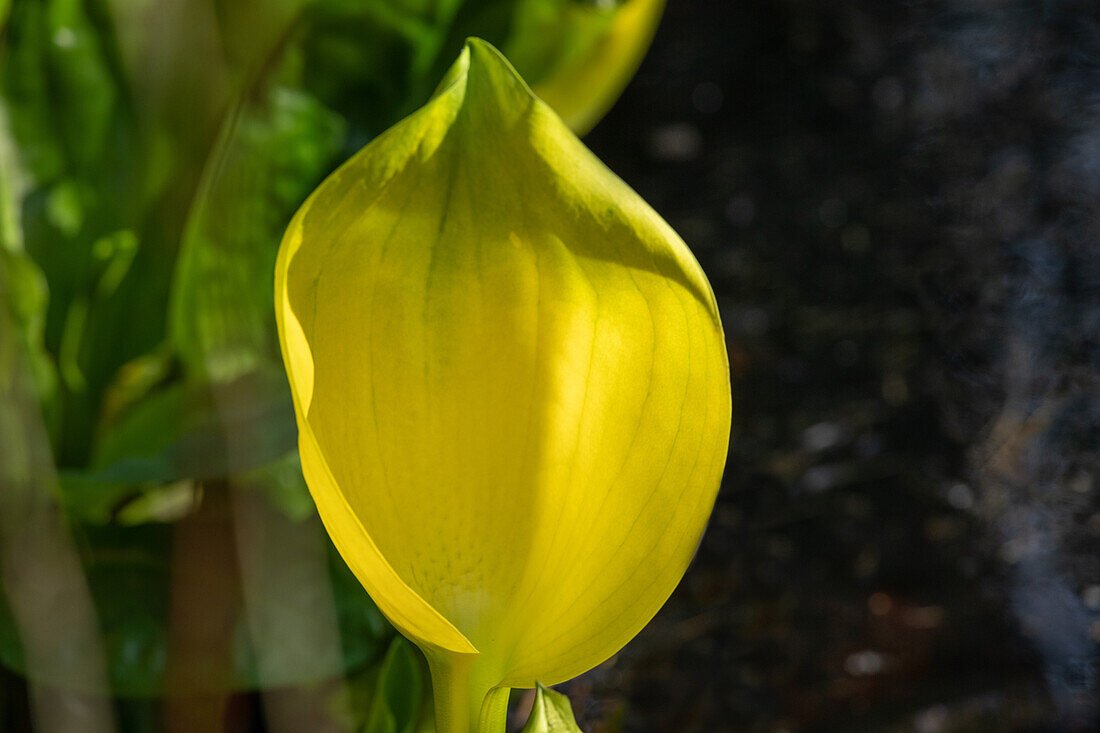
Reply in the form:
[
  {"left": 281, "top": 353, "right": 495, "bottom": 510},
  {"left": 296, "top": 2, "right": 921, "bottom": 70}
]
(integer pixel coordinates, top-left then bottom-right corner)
[
  {"left": 443, "top": 37, "right": 539, "bottom": 115},
  {"left": 461, "top": 37, "right": 513, "bottom": 74},
  {"left": 432, "top": 42, "right": 471, "bottom": 99}
]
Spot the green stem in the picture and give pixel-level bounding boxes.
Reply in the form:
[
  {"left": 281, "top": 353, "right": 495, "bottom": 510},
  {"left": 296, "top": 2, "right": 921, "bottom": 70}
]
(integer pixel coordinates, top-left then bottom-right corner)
[
  {"left": 427, "top": 654, "right": 504, "bottom": 733},
  {"left": 477, "top": 687, "right": 510, "bottom": 733}
]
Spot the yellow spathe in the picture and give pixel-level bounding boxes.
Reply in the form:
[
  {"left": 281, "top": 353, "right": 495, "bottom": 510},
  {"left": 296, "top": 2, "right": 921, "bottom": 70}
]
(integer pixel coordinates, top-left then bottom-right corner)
[
  {"left": 531, "top": 0, "right": 666, "bottom": 135},
  {"left": 275, "top": 39, "right": 730, "bottom": 733}
]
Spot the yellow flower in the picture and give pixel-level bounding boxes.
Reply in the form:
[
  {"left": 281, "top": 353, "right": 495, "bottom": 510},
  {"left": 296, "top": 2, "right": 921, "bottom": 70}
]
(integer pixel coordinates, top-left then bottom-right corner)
[
  {"left": 529, "top": 0, "right": 666, "bottom": 135},
  {"left": 275, "top": 39, "right": 730, "bottom": 733}
]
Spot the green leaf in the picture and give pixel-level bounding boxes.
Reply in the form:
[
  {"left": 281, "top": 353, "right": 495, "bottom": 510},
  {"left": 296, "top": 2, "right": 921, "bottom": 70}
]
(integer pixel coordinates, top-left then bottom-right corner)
[
  {"left": 1, "top": 0, "right": 123, "bottom": 178},
  {"left": 0, "top": 244, "right": 55, "bottom": 425},
  {"left": 211, "top": 0, "right": 313, "bottom": 71},
  {"left": 0, "top": 1, "right": 65, "bottom": 181},
  {"left": 520, "top": 684, "right": 582, "bottom": 733},
  {"left": 1, "top": 0, "right": 169, "bottom": 465},
  {"left": 170, "top": 85, "right": 345, "bottom": 385},
  {"left": 329, "top": 537, "right": 392, "bottom": 658},
  {"left": 42, "top": 0, "right": 118, "bottom": 171},
  {"left": 297, "top": 0, "right": 449, "bottom": 137},
  {"left": 364, "top": 636, "right": 425, "bottom": 733},
  {"left": 93, "top": 372, "right": 294, "bottom": 476},
  {"left": 57, "top": 371, "right": 297, "bottom": 523},
  {"left": 113, "top": 480, "right": 199, "bottom": 525},
  {"left": 0, "top": 101, "right": 60, "bottom": 445}
]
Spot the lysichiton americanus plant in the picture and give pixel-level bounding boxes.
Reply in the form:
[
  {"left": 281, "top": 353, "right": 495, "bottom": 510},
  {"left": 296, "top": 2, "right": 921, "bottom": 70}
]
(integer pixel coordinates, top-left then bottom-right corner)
[{"left": 275, "top": 39, "right": 731, "bottom": 733}]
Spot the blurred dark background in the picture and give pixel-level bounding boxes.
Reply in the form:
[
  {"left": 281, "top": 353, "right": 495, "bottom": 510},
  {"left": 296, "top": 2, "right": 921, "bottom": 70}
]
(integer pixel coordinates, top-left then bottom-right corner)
[{"left": 576, "top": 0, "right": 1100, "bottom": 731}]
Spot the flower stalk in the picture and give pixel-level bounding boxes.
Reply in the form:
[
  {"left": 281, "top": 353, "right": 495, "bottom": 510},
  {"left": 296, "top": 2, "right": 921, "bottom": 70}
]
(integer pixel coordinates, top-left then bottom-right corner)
[{"left": 426, "top": 653, "right": 507, "bottom": 733}]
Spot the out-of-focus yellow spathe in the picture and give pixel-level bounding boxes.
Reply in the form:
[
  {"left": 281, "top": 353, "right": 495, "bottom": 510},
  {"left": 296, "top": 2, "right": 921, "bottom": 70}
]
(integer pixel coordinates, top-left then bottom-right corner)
[
  {"left": 275, "top": 38, "right": 730, "bottom": 733},
  {"left": 531, "top": 0, "right": 666, "bottom": 135}
]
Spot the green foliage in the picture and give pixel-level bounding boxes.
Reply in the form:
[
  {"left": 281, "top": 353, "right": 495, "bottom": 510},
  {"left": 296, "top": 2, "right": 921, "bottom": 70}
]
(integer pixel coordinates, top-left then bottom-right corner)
[
  {"left": 1, "top": 0, "right": 639, "bottom": 472},
  {"left": 170, "top": 86, "right": 345, "bottom": 384},
  {"left": 363, "top": 637, "right": 427, "bottom": 733},
  {"left": 0, "top": 0, "right": 655, "bottom": 710},
  {"left": 0, "top": 524, "right": 391, "bottom": 696},
  {"left": 298, "top": 0, "right": 455, "bottom": 136},
  {"left": 58, "top": 371, "right": 297, "bottom": 523}
]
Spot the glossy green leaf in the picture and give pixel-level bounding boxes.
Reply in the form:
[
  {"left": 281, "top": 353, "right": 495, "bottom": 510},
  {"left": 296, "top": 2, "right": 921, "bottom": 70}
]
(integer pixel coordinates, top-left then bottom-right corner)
[
  {"left": 170, "top": 85, "right": 345, "bottom": 385},
  {"left": 365, "top": 636, "right": 427, "bottom": 733},
  {"left": 520, "top": 684, "right": 581, "bottom": 733}
]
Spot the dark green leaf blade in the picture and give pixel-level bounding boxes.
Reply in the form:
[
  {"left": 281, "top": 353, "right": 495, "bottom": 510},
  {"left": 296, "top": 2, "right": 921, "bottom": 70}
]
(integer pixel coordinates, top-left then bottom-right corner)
[{"left": 364, "top": 636, "right": 425, "bottom": 733}]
